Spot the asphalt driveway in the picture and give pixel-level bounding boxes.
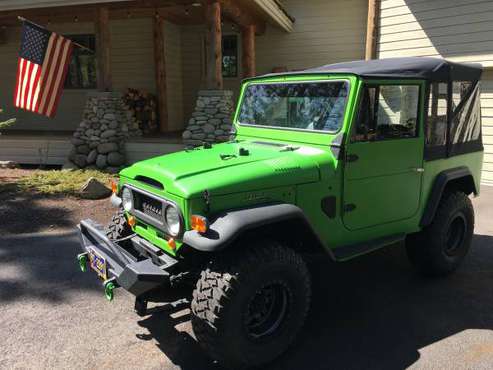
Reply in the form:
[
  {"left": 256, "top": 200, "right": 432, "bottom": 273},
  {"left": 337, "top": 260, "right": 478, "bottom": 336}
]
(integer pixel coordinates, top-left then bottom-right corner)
[{"left": 2, "top": 187, "right": 493, "bottom": 369}]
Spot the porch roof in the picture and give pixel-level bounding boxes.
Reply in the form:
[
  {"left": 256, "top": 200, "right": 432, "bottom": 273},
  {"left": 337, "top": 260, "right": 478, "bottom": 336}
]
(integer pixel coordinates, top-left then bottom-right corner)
[{"left": 0, "top": 0, "right": 294, "bottom": 32}]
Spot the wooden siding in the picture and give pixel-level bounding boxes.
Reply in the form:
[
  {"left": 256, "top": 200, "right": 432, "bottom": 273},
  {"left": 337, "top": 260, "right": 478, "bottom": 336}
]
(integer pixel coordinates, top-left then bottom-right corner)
[
  {"left": 125, "top": 141, "right": 184, "bottom": 164},
  {"left": 378, "top": 0, "right": 493, "bottom": 66},
  {"left": 180, "top": 24, "right": 241, "bottom": 124},
  {"left": 481, "top": 71, "right": 493, "bottom": 185},
  {"left": 0, "top": 135, "right": 72, "bottom": 165},
  {"left": 377, "top": 0, "right": 493, "bottom": 184},
  {"left": 256, "top": 0, "right": 367, "bottom": 74},
  {"left": 164, "top": 21, "right": 184, "bottom": 131},
  {"left": 0, "top": 134, "right": 184, "bottom": 165}
]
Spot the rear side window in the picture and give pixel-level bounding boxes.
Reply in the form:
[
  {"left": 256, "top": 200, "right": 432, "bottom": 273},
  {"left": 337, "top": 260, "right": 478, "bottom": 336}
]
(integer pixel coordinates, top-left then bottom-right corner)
[
  {"left": 352, "top": 84, "right": 419, "bottom": 142},
  {"left": 450, "top": 81, "right": 482, "bottom": 149},
  {"left": 425, "top": 80, "right": 482, "bottom": 159}
]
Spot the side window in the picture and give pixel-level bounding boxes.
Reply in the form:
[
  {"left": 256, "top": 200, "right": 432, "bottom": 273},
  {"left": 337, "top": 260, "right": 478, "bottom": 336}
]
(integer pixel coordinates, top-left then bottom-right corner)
[
  {"left": 352, "top": 84, "right": 419, "bottom": 142},
  {"left": 426, "top": 82, "right": 448, "bottom": 147},
  {"left": 64, "top": 34, "right": 97, "bottom": 89}
]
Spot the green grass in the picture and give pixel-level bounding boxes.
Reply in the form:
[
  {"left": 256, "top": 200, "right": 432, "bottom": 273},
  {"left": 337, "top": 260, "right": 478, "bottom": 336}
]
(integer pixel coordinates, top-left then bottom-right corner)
[{"left": 16, "top": 169, "right": 115, "bottom": 197}]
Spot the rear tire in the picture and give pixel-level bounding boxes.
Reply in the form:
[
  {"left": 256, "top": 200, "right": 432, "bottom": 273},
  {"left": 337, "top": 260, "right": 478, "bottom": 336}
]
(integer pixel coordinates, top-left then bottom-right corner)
[
  {"left": 191, "top": 241, "right": 311, "bottom": 369},
  {"left": 406, "top": 191, "right": 474, "bottom": 276}
]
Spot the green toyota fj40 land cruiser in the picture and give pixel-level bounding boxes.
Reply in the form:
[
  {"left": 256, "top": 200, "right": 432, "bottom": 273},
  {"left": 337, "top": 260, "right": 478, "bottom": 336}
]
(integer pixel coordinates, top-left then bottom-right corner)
[{"left": 78, "top": 57, "right": 483, "bottom": 369}]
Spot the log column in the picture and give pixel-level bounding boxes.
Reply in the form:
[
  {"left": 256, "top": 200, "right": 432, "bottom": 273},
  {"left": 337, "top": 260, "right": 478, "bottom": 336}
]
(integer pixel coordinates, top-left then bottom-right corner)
[
  {"left": 205, "top": 1, "right": 223, "bottom": 90},
  {"left": 241, "top": 25, "right": 256, "bottom": 78},
  {"left": 95, "top": 7, "right": 112, "bottom": 91},
  {"left": 365, "top": 0, "right": 380, "bottom": 60},
  {"left": 153, "top": 14, "right": 168, "bottom": 133}
]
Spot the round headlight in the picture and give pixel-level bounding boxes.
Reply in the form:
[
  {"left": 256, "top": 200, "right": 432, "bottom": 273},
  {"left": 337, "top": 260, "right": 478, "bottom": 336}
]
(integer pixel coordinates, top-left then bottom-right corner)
[
  {"left": 121, "top": 188, "right": 133, "bottom": 212},
  {"left": 165, "top": 205, "right": 181, "bottom": 236}
]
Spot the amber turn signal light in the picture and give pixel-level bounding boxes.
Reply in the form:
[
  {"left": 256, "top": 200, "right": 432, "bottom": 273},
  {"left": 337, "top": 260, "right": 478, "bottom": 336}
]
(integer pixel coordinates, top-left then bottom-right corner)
[
  {"left": 191, "top": 215, "right": 209, "bottom": 233},
  {"left": 127, "top": 215, "right": 136, "bottom": 227},
  {"left": 110, "top": 180, "right": 118, "bottom": 194},
  {"left": 168, "top": 238, "right": 176, "bottom": 250}
]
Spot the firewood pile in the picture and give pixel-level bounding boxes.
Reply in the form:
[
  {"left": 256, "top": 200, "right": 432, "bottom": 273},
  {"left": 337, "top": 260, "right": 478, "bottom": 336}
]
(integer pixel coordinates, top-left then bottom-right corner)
[{"left": 123, "top": 88, "right": 158, "bottom": 135}]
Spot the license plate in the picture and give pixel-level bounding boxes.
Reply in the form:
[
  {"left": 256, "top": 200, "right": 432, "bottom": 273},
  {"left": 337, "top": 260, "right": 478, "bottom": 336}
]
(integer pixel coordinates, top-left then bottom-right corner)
[{"left": 88, "top": 248, "right": 107, "bottom": 280}]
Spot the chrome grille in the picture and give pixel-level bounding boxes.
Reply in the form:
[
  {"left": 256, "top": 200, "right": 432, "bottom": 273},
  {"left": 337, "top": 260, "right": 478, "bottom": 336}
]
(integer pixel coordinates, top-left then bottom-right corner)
[{"left": 134, "top": 192, "right": 164, "bottom": 223}]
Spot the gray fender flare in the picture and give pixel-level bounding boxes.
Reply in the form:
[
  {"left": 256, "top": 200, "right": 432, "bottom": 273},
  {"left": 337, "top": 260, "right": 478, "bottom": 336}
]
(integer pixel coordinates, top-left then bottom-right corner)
[
  {"left": 183, "top": 203, "right": 328, "bottom": 255},
  {"left": 420, "top": 166, "right": 477, "bottom": 227}
]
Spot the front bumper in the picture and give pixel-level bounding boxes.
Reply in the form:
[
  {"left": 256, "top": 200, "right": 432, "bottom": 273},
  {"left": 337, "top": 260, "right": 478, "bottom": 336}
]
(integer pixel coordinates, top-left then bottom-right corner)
[{"left": 78, "top": 219, "right": 171, "bottom": 297}]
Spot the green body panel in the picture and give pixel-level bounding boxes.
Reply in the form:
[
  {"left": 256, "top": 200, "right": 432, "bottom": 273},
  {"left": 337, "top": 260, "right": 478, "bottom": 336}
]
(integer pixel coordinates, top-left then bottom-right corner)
[{"left": 117, "top": 72, "right": 483, "bottom": 260}]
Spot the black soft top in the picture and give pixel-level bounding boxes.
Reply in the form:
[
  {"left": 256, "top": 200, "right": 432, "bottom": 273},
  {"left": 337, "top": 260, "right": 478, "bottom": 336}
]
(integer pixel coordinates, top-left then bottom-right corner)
[{"left": 256, "top": 57, "right": 482, "bottom": 82}]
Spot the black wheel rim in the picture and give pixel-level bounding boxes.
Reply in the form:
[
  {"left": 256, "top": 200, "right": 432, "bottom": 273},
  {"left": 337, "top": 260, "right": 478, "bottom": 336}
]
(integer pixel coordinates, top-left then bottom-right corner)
[
  {"left": 245, "top": 281, "right": 289, "bottom": 340},
  {"left": 445, "top": 214, "right": 466, "bottom": 257}
]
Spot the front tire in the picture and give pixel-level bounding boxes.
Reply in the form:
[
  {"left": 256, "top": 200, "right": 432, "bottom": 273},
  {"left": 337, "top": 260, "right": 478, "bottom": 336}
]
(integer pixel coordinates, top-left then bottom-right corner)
[
  {"left": 191, "top": 241, "right": 311, "bottom": 369},
  {"left": 406, "top": 191, "right": 474, "bottom": 276},
  {"left": 106, "top": 208, "right": 132, "bottom": 242}
]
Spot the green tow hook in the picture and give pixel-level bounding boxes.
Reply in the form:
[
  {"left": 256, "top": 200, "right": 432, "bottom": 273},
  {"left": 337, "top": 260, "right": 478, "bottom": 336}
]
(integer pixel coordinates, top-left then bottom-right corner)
[
  {"left": 104, "top": 280, "right": 116, "bottom": 302},
  {"left": 77, "top": 253, "right": 88, "bottom": 272}
]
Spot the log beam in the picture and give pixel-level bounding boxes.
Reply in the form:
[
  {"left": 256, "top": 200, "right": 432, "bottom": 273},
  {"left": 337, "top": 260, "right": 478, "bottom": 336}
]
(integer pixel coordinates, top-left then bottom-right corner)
[
  {"left": 205, "top": 1, "right": 223, "bottom": 90},
  {"left": 241, "top": 25, "right": 256, "bottom": 78},
  {"left": 220, "top": 0, "right": 265, "bottom": 35},
  {"left": 365, "top": 0, "right": 380, "bottom": 60},
  {"left": 95, "top": 7, "right": 112, "bottom": 91},
  {"left": 153, "top": 14, "right": 168, "bottom": 133}
]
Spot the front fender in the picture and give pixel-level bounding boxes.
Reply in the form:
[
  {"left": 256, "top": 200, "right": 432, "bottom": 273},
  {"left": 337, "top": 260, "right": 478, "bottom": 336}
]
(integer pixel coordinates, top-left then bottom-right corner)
[{"left": 182, "top": 203, "right": 327, "bottom": 254}]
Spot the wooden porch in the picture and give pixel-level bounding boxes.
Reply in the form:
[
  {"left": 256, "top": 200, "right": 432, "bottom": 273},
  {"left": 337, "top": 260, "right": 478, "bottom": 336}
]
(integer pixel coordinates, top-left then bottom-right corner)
[
  {"left": 0, "top": 131, "right": 184, "bottom": 165},
  {"left": 0, "top": 0, "right": 294, "bottom": 166}
]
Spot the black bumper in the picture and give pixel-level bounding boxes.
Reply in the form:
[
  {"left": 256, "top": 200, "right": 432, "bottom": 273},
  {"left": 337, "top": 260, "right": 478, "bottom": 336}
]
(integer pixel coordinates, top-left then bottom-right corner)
[{"left": 78, "top": 219, "right": 170, "bottom": 297}]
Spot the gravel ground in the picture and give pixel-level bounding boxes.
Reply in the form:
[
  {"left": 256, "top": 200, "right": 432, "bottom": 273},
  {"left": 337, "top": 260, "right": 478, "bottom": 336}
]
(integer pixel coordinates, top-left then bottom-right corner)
[{"left": 1, "top": 185, "right": 493, "bottom": 370}]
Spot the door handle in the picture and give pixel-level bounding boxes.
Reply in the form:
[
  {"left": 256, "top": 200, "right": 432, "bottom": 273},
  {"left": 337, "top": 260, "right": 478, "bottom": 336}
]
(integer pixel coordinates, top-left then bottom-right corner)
[
  {"left": 410, "top": 167, "right": 425, "bottom": 173},
  {"left": 346, "top": 154, "right": 359, "bottom": 163}
]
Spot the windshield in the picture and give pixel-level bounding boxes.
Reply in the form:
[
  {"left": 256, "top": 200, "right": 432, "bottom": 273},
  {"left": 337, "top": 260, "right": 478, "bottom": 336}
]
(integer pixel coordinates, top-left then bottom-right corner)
[{"left": 238, "top": 81, "right": 349, "bottom": 133}]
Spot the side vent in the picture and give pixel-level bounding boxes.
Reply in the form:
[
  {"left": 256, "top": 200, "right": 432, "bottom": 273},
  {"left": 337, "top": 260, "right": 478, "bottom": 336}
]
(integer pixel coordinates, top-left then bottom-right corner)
[{"left": 135, "top": 176, "right": 164, "bottom": 190}]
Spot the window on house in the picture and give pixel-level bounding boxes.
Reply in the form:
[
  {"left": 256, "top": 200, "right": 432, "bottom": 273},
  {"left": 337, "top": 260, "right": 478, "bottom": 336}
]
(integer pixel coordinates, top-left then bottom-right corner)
[
  {"left": 222, "top": 35, "right": 238, "bottom": 78},
  {"left": 65, "top": 34, "right": 97, "bottom": 89},
  {"left": 353, "top": 84, "right": 419, "bottom": 142}
]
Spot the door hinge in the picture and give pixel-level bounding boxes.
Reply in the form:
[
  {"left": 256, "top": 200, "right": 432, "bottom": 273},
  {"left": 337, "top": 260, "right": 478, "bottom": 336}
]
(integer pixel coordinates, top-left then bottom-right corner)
[{"left": 344, "top": 204, "right": 356, "bottom": 212}]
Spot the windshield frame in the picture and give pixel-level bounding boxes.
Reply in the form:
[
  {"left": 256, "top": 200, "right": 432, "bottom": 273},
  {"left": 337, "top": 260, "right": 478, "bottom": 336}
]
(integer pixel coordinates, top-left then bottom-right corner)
[{"left": 236, "top": 79, "right": 351, "bottom": 135}]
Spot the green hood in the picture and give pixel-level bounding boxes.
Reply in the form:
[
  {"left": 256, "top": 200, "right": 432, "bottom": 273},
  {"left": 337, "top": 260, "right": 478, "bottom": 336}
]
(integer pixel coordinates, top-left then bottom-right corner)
[{"left": 120, "top": 140, "right": 332, "bottom": 199}]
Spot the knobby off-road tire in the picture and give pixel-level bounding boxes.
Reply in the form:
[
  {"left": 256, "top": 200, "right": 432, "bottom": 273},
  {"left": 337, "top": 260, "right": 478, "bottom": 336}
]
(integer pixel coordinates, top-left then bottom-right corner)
[
  {"left": 191, "top": 242, "right": 311, "bottom": 369},
  {"left": 406, "top": 191, "right": 474, "bottom": 276},
  {"left": 106, "top": 208, "right": 132, "bottom": 242}
]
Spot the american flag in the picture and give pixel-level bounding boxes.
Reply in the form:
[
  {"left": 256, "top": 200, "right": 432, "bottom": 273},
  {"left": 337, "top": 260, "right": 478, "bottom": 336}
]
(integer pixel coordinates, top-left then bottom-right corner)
[{"left": 14, "top": 21, "right": 73, "bottom": 117}]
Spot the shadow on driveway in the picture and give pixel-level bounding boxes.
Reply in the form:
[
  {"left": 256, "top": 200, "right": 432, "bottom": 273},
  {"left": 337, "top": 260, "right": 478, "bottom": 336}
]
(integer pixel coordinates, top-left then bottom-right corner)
[
  {"left": 137, "top": 234, "right": 493, "bottom": 370},
  {"left": 2, "top": 230, "right": 493, "bottom": 369},
  {"left": 0, "top": 231, "right": 100, "bottom": 303}
]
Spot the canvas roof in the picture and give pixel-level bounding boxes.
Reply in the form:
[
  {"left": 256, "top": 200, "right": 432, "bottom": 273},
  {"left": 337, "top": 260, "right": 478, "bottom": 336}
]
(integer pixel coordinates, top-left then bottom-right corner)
[{"left": 258, "top": 57, "right": 483, "bottom": 82}]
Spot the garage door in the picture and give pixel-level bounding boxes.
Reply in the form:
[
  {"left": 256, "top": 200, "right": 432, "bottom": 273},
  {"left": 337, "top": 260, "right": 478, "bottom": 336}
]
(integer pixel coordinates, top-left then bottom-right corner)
[{"left": 482, "top": 70, "right": 493, "bottom": 185}]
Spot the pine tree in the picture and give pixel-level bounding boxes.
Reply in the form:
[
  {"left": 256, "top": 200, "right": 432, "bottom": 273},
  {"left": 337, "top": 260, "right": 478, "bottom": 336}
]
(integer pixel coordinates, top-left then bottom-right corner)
[{"left": 0, "top": 109, "right": 15, "bottom": 134}]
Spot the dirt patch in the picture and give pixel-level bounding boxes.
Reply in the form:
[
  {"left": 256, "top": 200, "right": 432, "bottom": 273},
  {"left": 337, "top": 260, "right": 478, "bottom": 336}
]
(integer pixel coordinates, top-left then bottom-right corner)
[{"left": 0, "top": 168, "right": 114, "bottom": 235}]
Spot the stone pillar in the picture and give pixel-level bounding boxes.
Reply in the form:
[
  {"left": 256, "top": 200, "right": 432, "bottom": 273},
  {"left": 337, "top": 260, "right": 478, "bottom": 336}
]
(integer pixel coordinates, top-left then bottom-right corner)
[
  {"left": 66, "top": 92, "right": 140, "bottom": 173},
  {"left": 182, "top": 90, "right": 234, "bottom": 147}
]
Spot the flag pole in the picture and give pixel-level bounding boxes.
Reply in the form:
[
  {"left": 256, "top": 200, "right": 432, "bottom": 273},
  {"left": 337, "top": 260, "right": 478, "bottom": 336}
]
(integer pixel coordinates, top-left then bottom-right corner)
[{"left": 17, "top": 16, "right": 95, "bottom": 53}]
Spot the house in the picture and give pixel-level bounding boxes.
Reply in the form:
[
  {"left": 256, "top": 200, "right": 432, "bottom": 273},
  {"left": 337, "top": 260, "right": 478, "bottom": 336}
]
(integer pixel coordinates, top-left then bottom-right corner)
[{"left": 0, "top": 0, "right": 368, "bottom": 166}]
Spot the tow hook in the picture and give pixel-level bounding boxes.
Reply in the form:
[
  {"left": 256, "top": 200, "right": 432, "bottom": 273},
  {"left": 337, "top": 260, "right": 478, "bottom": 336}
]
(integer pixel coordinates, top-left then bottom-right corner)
[
  {"left": 104, "top": 278, "right": 117, "bottom": 301},
  {"left": 77, "top": 252, "right": 88, "bottom": 272}
]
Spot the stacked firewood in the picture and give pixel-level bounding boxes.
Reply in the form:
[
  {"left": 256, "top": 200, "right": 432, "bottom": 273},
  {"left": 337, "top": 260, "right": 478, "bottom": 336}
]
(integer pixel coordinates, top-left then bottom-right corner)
[{"left": 122, "top": 88, "right": 158, "bottom": 135}]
